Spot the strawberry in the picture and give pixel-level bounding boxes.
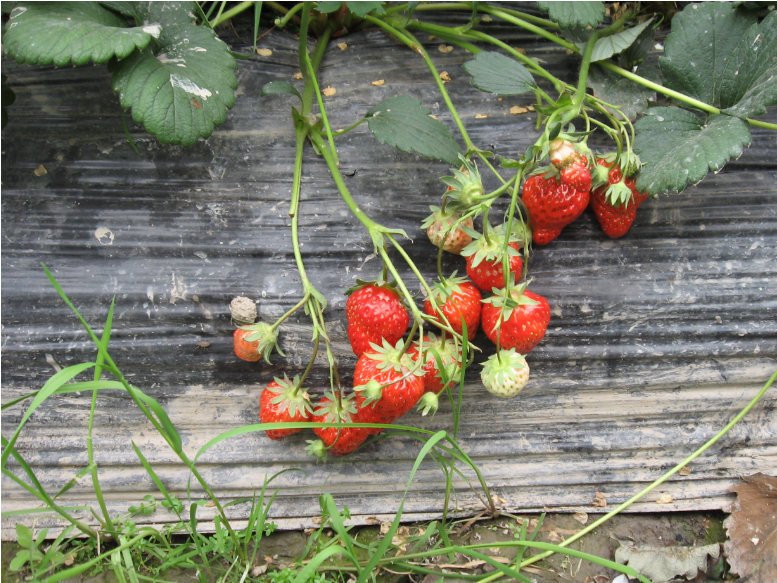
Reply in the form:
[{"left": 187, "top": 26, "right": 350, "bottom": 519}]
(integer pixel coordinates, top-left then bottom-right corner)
[
  {"left": 441, "top": 156, "right": 484, "bottom": 211},
  {"left": 559, "top": 162, "right": 592, "bottom": 192},
  {"left": 424, "top": 276, "right": 482, "bottom": 340},
  {"left": 259, "top": 374, "right": 312, "bottom": 440},
  {"left": 406, "top": 333, "right": 463, "bottom": 395},
  {"left": 549, "top": 139, "right": 587, "bottom": 169},
  {"left": 346, "top": 283, "right": 409, "bottom": 357},
  {"left": 354, "top": 339, "right": 425, "bottom": 434},
  {"left": 233, "top": 322, "right": 283, "bottom": 363},
  {"left": 481, "top": 281, "right": 550, "bottom": 354},
  {"left": 308, "top": 392, "right": 368, "bottom": 458},
  {"left": 480, "top": 349, "right": 530, "bottom": 398},
  {"left": 522, "top": 174, "right": 589, "bottom": 246},
  {"left": 421, "top": 205, "right": 474, "bottom": 254},
  {"left": 590, "top": 158, "right": 649, "bottom": 238},
  {"left": 460, "top": 224, "right": 528, "bottom": 292}
]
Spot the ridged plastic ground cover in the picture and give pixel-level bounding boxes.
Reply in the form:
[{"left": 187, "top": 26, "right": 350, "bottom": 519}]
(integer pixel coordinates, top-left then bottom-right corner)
[{"left": 1, "top": 18, "right": 775, "bottom": 539}]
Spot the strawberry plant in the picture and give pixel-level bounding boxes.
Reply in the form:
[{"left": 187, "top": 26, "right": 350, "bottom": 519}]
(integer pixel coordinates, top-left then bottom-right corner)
[{"left": 2, "top": 2, "right": 777, "bottom": 581}]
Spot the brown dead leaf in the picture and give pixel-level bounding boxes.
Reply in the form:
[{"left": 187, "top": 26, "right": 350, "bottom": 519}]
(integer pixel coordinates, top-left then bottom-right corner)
[
  {"left": 380, "top": 521, "right": 392, "bottom": 535},
  {"left": 679, "top": 466, "right": 693, "bottom": 476},
  {"left": 256, "top": 48, "right": 273, "bottom": 57},
  {"left": 547, "top": 530, "right": 564, "bottom": 543},
  {"left": 293, "top": 72, "right": 303, "bottom": 80},
  {"left": 439, "top": 71, "right": 451, "bottom": 83},
  {"left": 64, "top": 554, "right": 75, "bottom": 567},
  {"left": 509, "top": 105, "right": 535, "bottom": 115},
  {"left": 322, "top": 86, "right": 337, "bottom": 97},
  {"left": 429, "top": 115, "right": 438, "bottom": 119},
  {"left": 724, "top": 473, "right": 777, "bottom": 583},
  {"left": 592, "top": 491, "right": 607, "bottom": 507},
  {"left": 512, "top": 47, "right": 527, "bottom": 55},
  {"left": 656, "top": 493, "right": 674, "bottom": 504},
  {"left": 364, "top": 516, "right": 380, "bottom": 525},
  {"left": 251, "top": 565, "right": 268, "bottom": 577},
  {"left": 475, "top": 114, "right": 489, "bottom": 119},
  {"left": 205, "top": 501, "right": 216, "bottom": 507},
  {"left": 312, "top": 516, "right": 322, "bottom": 524},
  {"left": 34, "top": 164, "right": 47, "bottom": 176},
  {"left": 616, "top": 540, "right": 719, "bottom": 582},
  {"left": 573, "top": 511, "right": 589, "bottom": 525},
  {"left": 482, "top": 14, "right": 492, "bottom": 22},
  {"left": 337, "top": 42, "right": 347, "bottom": 51},
  {"left": 372, "top": 79, "right": 385, "bottom": 86},
  {"left": 437, "top": 557, "right": 510, "bottom": 569},
  {"left": 428, "top": 35, "right": 436, "bottom": 41},
  {"left": 438, "top": 44, "right": 453, "bottom": 53}
]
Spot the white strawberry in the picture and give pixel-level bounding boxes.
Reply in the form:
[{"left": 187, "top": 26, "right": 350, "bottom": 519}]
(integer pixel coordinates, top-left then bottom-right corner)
[{"left": 480, "top": 348, "right": 530, "bottom": 398}]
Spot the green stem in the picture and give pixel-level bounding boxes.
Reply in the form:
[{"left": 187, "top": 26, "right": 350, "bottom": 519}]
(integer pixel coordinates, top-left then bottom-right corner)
[
  {"left": 482, "top": 6, "right": 578, "bottom": 52},
  {"left": 210, "top": 0, "right": 253, "bottom": 28},
  {"left": 272, "top": 1, "right": 304, "bottom": 27},
  {"left": 325, "top": 118, "right": 366, "bottom": 137},
  {"left": 366, "top": 16, "right": 477, "bottom": 153}
]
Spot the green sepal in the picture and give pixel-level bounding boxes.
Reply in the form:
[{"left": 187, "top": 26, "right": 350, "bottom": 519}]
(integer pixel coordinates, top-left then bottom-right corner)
[
  {"left": 239, "top": 321, "right": 284, "bottom": 364},
  {"left": 605, "top": 181, "right": 633, "bottom": 207},
  {"left": 416, "top": 392, "right": 439, "bottom": 416}
]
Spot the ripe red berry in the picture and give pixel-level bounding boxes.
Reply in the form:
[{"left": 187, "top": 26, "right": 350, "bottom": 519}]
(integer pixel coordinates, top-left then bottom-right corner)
[
  {"left": 346, "top": 284, "right": 409, "bottom": 357},
  {"left": 461, "top": 224, "right": 528, "bottom": 291},
  {"left": 354, "top": 340, "right": 425, "bottom": 434},
  {"left": 590, "top": 159, "right": 649, "bottom": 238},
  {"left": 422, "top": 205, "right": 474, "bottom": 255},
  {"left": 424, "top": 276, "right": 482, "bottom": 340},
  {"left": 309, "top": 393, "right": 368, "bottom": 457},
  {"left": 481, "top": 283, "right": 551, "bottom": 354},
  {"left": 259, "top": 375, "right": 312, "bottom": 440},
  {"left": 522, "top": 174, "right": 589, "bottom": 246},
  {"left": 233, "top": 322, "right": 282, "bottom": 363}
]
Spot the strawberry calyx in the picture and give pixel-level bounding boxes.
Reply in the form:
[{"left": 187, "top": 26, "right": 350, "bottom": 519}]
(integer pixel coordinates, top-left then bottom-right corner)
[
  {"left": 441, "top": 155, "right": 484, "bottom": 211},
  {"left": 410, "top": 332, "right": 463, "bottom": 391},
  {"left": 266, "top": 374, "right": 313, "bottom": 418},
  {"left": 365, "top": 339, "right": 421, "bottom": 373},
  {"left": 354, "top": 379, "right": 383, "bottom": 406},
  {"left": 344, "top": 278, "right": 403, "bottom": 299},
  {"left": 313, "top": 391, "right": 358, "bottom": 423},
  {"left": 238, "top": 321, "right": 284, "bottom": 364},
  {"left": 482, "top": 280, "right": 539, "bottom": 319},
  {"left": 416, "top": 392, "right": 439, "bottom": 416},
  {"left": 460, "top": 227, "right": 522, "bottom": 269},
  {"left": 305, "top": 438, "right": 328, "bottom": 461},
  {"left": 605, "top": 180, "right": 635, "bottom": 208},
  {"left": 590, "top": 162, "right": 611, "bottom": 190},
  {"left": 427, "top": 273, "right": 470, "bottom": 305}
]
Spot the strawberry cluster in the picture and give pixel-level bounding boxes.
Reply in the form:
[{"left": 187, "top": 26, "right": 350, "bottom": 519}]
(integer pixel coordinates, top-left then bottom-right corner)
[{"left": 524, "top": 139, "right": 650, "bottom": 244}]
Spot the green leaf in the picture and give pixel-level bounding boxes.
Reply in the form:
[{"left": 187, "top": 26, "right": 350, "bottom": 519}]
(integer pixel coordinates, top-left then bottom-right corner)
[
  {"left": 115, "top": 1, "right": 199, "bottom": 27},
  {"left": 720, "top": 11, "right": 777, "bottom": 118},
  {"left": 2, "top": 2, "right": 154, "bottom": 66},
  {"left": 588, "top": 63, "right": 660, "bottom": 121},
  {"left": 315, "top": 1, "right": 343, "bottom": 13},
  {"left": 622, "top": 18, "right": 657, "bottom": 67},
  {"left": 585, "top": 18, "right": 654, "bottom": 62},
  {"left": 365, "top": 95, "right": 462, "bottom": 165},
  {"left": 345, "top": 1, "right": 385, "bottom": 18},
  {"left": 537, "top": 1, "right": 605, "bottom": 29},
  {"left": 260, "top": 81, "right": 301, "bottom": 100},
  {"left": 16, "top": 524, "right": 32, "bottom": 548},
  {"left": 659, "top": 3, "right": 762, "bottom": 111},
  {"left": 633, "top": 107, "right": 751, "bottom": 195},
  {"left": 111, "top": 22, "right": 237, "bottom": 147},
  {"left": 463, "top": 51, "right": 536, "bottom": 96},
  {"left": 10, "top": 552, "right": 30, "bottom": 571}
]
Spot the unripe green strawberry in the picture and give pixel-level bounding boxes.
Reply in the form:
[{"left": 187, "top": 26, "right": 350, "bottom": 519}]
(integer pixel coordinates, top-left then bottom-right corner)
[
  {"left": 441, "top": 156, "right": 484, "bottom": 211},
  {"left": 481, "top": 349, "right": 530, "bottom": 398}
]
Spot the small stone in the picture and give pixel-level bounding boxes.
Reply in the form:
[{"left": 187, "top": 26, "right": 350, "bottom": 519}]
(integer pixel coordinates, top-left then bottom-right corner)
[
  {"left": 322, "top": 86, "right": 337, "bottom": 96},
  {"left": 256, "top": 48, "right": 273, "bottom": 56},
  {"left": 372, "top": 79, "right": 385, "bottom": 86},
  {"left": 337, "top": 42, "right": 347, "bottom": 51},
  {"left": 230, "top": 296, "right": 257, "bottom": 324}
]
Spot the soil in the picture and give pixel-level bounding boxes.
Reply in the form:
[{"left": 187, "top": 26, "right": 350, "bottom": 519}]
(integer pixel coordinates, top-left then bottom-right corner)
[{"left": 1, "top": 511, "right": 732, "bottom": 583}]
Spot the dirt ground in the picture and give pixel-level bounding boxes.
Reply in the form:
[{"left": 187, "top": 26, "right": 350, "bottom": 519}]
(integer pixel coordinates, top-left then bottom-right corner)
[{"left": 1, "top": 511, "right": 732, "bottom": 583}]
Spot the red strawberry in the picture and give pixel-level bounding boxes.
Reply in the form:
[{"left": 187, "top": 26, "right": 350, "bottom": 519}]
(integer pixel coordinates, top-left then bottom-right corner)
[
  {"left": 308, "top": 392, "right": 368, "bottom": 458},
  {"left": 590, "top": 159, "right": 649, "bottom": 238},
  {"left": 522, "top": 174, "right": 589, "bottom": 245},
  {"left": 421, "top": 205, "right": 474, "bottom": 255},
  {"left": 461, "top": 224, "right": 528, "bottom": 292},
  {"left": 481, "top": 282, "right": 551, "bottom": 354},
  {"left": 549, "top": 139, "right": 587, "bottom": 168},
  {"left": 259, "top": 374, "right": 312, "bottom": 440},
  {"left": 406, "top": 333, "right": 463, "bottom": 395},
  {"left": 560, "top": 162, "right": 592, "bottom": 192},
  {"left": 233, "top": 322, "right": 282, "bottom": 363},
  {"left": 424, "top": 276, "right": 482, "bottom": 340},
  {"left": 354, "top": 339, "right": 425, "bottom": 434},
  {"left": 346, "top": 283, "right": 409, "bottom": 357}
]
